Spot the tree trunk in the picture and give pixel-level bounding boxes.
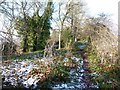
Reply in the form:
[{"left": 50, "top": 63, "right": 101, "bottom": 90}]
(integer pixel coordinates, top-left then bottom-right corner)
[
  {"left": 33, "top": 31, "right": 37, "bottom": 51},
  {"left": 58, "top": 30, "right": 61, "bottom": 50},
  {"left": 23, "top": 35, "right": 28, "bottom": 52}
]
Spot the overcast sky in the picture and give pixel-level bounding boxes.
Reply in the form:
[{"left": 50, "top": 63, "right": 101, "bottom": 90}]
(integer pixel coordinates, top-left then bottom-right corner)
[
  {"left": 85, "top": 0, "right": 119, "bottom": 25},
  {"left": 0, "top": 0, "right": 119, "bottom": 34},
  {"left": 84, "top": 0, "right": 119, "bottom": 35}
]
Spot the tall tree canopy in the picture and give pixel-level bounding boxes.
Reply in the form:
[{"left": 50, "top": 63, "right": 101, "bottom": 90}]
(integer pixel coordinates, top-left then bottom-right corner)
[{"left": 15, "top": 0, "right": 53, "bottom": 52}]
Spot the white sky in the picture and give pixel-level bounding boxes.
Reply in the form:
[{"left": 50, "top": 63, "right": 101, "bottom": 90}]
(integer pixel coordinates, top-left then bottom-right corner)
[
  {"left": 84, "top": 0, "right": 119, "bottom": 35},
  {"left": 0, "top": 0, "right": 119, "bottom": 33},
  {"left": 85, "top": 0, "right": 119, "bottom": 24}
]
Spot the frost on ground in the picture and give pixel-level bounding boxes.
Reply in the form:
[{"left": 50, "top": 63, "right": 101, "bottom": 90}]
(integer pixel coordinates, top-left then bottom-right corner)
[{"left": 2, "top": 57, "right": 99, "bottom": 89}]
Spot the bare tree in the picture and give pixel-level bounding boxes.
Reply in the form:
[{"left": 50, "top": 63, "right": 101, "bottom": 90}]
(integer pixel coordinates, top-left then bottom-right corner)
[
  {"left": 52, "top": 0, "right": 86, "bottom": 50},
  {"left": 57, "top": 1, "right": 71, "bottom": 49},
  {"left": 84, "top": 15, "right": 118, "bottom": 65},
  {"left": 0, "top": 0, "right": 42, "bottom": 57}
]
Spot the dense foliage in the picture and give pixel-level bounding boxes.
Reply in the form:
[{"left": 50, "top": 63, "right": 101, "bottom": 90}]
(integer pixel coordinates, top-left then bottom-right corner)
[{"left": 15, "top": 1, "right": 53, "bottom": 52}]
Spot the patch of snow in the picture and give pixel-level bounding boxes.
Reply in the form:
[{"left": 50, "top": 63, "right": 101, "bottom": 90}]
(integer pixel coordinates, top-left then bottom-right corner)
[
  {"left": 64, "top": 58, "right": 69, "bottom": 62},
  {"left": 80, "top": 74, "right": 84, "bottom": 77},
  {"left": 23, "top": 81, "right": 29, "bottom": 88},
  {"left": 80, "top": 69, "right": 84, "bottom": 73},
  {"left": 75, "top": 73, "right": 78, "bottom": 76},
  {"left": 18, "top": 68, "right": 27, "bottom": 73},
  {"left": 70, "top": 70, "right": 75, "bottom": 74},
  {"left": 68, "top": 86, "right": 74, "bottom": 89},
  {"left": 20, "top": 61, "right": 27, "bottom": 65},
  {"left": 78, "top": 44, "right": 86, "bottom": 49},
  {"left": 80, "top": 61, "right": 84, "bottom": 65},
  {"left": 78, "top": 77, "right": 82, "bottom": 82},
  {"left": 27, "top": 77, "right": 35, "bottom": 86},
  {"left": 71, "top": 57, "right": 80, "bottom": 62}
]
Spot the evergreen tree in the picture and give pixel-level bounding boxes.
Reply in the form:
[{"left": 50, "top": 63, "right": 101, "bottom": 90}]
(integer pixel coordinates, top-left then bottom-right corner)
[
  {"left": 15, "top": 16, "right": 31, "bottom": 52},
  {"left": 15, "top": 0, "right": 53, "bottom": 52},
  {"left": 37, "top": 0, "right": 53, "bottom": 51}
]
